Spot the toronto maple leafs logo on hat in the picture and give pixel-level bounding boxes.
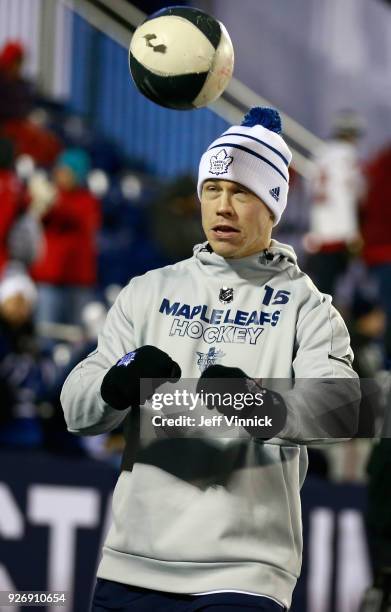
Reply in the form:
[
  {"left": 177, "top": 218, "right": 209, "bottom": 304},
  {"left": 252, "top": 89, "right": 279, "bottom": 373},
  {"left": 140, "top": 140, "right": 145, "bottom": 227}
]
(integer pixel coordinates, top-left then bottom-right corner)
[{"left": 209, "top": 149, "right": 233, "bottom": 176}]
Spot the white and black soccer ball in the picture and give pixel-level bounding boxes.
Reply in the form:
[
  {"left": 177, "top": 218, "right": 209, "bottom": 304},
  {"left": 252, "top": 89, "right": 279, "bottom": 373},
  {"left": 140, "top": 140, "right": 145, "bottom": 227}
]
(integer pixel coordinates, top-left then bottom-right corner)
[{"left": 129, "top": 6, "right": 234, "bottom": 110}]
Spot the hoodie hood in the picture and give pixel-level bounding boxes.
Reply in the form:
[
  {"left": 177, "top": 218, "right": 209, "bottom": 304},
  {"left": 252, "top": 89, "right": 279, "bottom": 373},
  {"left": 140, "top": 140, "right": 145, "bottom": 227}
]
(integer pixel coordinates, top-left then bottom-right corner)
[{"left": 193, "top": 239, "right": 298, "bottom": 282}]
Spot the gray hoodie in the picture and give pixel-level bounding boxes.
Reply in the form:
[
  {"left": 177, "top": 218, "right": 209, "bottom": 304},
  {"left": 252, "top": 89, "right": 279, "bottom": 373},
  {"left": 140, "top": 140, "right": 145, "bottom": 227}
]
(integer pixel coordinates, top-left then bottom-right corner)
[{"left": 61, "top": 240, "right": 359, "bottom": 609}]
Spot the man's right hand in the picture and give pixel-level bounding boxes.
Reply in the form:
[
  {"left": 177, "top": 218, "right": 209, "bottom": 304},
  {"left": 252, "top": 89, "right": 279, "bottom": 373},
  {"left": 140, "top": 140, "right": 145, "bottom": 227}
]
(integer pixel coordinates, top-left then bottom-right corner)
[
  {"left": 196, "top": 364, "right": 287, "bottom": 439},
  {"left": 100, "top": 346, "right": 181, "bottom": 410}
]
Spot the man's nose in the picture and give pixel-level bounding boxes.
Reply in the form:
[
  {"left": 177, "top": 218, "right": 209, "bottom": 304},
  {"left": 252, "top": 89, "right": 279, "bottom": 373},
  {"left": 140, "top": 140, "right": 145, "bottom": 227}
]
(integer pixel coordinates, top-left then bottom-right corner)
[{"left": 216, "top": 191, "right": 234, "bottom": 215}]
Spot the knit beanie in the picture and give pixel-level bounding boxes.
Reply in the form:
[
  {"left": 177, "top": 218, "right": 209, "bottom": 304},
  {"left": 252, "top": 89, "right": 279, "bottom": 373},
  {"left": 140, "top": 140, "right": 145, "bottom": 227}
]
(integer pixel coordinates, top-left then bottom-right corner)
[
  {"left": 0, "top": 41, "right": 24, "bottom": 70},
  {"left": 56, "top": 148, "right": 91, "bottom": 185},
  {"left": 0, "top": 273, "right": 37, "bottom": 306},
  {"left": 197, "top": 107, "right": 292, "bottom": 225}
]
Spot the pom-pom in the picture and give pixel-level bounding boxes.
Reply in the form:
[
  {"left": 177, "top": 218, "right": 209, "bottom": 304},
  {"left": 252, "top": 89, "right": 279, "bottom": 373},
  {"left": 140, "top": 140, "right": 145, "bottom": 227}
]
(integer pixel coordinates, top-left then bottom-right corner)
[{"left": 241, "top": 107, "right": 282, "bottom": 134}]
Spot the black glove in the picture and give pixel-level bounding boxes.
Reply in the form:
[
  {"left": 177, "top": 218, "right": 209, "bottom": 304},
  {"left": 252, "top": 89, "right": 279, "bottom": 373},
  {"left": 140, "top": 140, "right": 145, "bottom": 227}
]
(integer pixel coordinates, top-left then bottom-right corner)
[
  {"left": 196, "top": 364, "right": 287, "bottom": 439},
  {"left": 101, "top": 345, "right": 181, "bottom": 410}
]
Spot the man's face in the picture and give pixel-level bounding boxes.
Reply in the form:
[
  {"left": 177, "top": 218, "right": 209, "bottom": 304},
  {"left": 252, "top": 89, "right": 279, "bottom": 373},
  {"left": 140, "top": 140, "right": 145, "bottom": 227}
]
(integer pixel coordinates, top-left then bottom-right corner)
[
  {"left": 53, "top": 166, "right": 77, "bottom": 191},
  {"left": 0, "top": 294, "right": 32, "bottom": 327},
  {"left": 200, "top": 179, "right": 274, "bottom": 258},
  {"left": 4, "top": 57, "right": 23, "bottom": 79}
]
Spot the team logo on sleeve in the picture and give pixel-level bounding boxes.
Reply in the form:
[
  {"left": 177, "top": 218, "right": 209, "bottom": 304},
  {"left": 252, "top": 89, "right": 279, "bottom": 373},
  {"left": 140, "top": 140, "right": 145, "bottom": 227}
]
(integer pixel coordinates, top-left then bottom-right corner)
[
  {"left": 209, "top": 149, "right": 233, "bottom": 175},
  {"left": 219, "top": 287, "right": 234, "bottom": 304},
  {"left": 196, "top": 347, "right": 225, "bottom": 373},
  {"left": 117, "top": 351, "right": 136, "bottom": 367}
]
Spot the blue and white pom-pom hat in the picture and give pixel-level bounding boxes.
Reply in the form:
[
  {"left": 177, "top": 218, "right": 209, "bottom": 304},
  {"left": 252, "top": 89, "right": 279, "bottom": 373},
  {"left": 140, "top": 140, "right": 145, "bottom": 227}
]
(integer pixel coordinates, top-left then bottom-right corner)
[{"left": 197, "top": 107, "right": 292, "bottom": 226}]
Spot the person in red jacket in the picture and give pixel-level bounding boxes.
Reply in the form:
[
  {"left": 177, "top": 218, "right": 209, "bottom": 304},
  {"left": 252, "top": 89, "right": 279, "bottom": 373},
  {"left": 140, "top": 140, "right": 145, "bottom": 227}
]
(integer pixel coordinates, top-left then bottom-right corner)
[
  {"left": 0, "top": 40, "right": 62, "bottom": 167},
  {"left": 0, "top": 41, "right": 33, "bottom": 121},
  {"left": 361, "top": 144, "right": 391, "bottom": 365},
  {"left": 0, "top": 137, "right": 25, "bottom": 274},
  {"left": 31, "top": 148, "right": 101, "bottom": 325}
]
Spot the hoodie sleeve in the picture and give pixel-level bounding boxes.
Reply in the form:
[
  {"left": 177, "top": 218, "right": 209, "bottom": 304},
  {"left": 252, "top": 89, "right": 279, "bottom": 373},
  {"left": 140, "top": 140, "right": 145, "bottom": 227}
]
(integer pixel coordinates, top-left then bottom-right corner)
[
  {"left": 278, "top": 290, "right": 361, "bottom": 445},
  {"left": 60, "top": 282, "right": 136, "bottom": 435}
]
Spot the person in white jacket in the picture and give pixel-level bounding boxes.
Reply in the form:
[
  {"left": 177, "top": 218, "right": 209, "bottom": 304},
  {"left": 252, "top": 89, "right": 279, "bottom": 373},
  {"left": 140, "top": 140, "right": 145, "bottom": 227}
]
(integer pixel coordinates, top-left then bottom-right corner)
[
  {"left": 61, "top": 107, "right": 360, "bottom": 612},
  {"left": 306, "top": 110, "right": 365, "bottom": 298}
]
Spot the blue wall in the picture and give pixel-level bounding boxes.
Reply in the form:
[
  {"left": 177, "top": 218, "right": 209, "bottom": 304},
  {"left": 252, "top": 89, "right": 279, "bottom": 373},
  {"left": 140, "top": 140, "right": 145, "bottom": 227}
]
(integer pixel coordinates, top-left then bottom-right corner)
[{"left": 70, "top": 13, "right": 229, "bottom": 178}]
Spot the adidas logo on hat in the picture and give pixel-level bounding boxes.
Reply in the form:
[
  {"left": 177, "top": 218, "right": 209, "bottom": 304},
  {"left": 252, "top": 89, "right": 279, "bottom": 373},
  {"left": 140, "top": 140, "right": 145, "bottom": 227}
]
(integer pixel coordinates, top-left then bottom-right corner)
[{"left": 269, "top": 187, "right": 280, "bottom": 202}]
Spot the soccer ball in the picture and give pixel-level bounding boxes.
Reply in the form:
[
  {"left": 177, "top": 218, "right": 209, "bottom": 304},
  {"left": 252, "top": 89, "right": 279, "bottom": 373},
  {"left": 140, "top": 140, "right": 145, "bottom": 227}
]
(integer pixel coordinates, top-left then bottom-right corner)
[{"left": 129, "top": 6, "right": 234, "bottom": 110}]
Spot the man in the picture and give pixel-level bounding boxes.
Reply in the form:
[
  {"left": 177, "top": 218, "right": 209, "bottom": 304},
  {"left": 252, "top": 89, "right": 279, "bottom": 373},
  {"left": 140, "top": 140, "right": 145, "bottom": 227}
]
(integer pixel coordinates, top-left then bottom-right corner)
[
  {"left": 361, "top": 144, "right": 391, "bottom": 366},
  {"left": 31, "top": 148, "right": 101, "bottom": 325},
  {"left": 61, "top": 108, "right": 359, "bottom": 611},
  {"left": 0, "top": 136, "right": 24, "bottom": 274},
  {"left": 306, "top": 110, "right": 364, "bottom": 299},
  {"left": 0, "top": 40, "right": 62, "bottom": 167},
  {"left": 0, "top": 270, "right": 57, "bottom": 448},
  {"left": 0, "top": 41, "right": 34, "bottom": 123}
]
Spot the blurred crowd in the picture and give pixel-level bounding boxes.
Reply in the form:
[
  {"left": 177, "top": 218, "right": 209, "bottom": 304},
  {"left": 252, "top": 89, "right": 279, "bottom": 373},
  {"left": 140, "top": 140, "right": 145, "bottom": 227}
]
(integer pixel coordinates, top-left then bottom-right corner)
[
  {"left": 0, "top": 38, "right": 390, "bottom": 480},
  {"left": 0, "top": 39, "right": 203, "bottom": 464}
]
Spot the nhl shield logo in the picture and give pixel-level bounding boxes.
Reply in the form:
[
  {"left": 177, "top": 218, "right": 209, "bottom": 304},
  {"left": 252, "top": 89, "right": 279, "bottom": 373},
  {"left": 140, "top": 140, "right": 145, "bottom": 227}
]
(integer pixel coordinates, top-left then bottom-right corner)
[
  {"left": 219, "top": 287, "right": 234, "bottom": 304},
  {"left": 196, "top": 347, "right": 225, "bottom": 373}
]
